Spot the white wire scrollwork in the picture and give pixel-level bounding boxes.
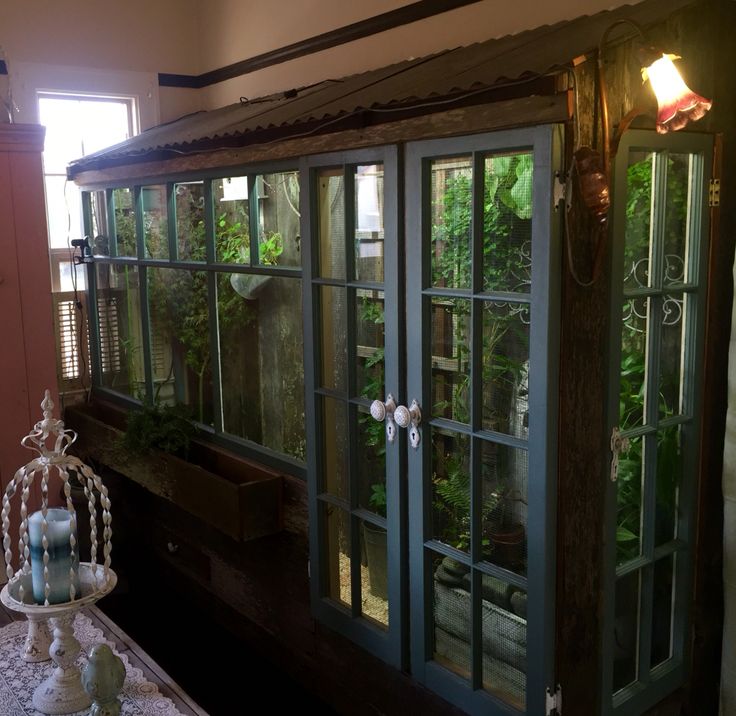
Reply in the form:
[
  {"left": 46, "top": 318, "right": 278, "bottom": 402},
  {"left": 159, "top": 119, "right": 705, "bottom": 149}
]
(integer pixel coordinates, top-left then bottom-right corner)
[{"left": 623, "top": 254, "right": 685, "bottom": 331}]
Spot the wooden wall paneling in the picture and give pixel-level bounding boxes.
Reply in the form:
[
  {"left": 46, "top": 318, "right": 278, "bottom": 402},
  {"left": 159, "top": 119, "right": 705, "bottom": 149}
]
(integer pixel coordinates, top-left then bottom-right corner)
[
  {"left": 0, "top": 124, "right": 58, "bottom": 509},
  {"left": 0, "top": 151, "right": 33, "bottom": 493}
]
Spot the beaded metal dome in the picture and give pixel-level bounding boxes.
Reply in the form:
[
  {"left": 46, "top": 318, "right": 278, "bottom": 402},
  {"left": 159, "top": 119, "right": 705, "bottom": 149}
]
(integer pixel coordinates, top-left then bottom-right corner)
[{"left": 1, "top": 391, "right": 113, "bottom": 606}]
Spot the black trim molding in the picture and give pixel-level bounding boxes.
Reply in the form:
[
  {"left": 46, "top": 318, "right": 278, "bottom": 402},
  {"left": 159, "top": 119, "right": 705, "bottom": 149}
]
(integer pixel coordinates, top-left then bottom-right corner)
[{"left": 159, "top": 0, "right": 483, "bottom": 89}]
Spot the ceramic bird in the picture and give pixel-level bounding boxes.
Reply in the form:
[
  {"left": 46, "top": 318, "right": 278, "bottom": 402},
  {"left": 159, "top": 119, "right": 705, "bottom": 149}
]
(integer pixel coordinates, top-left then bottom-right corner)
[{"left": 81, "top": 643, "right": 126, "bottom": 716}]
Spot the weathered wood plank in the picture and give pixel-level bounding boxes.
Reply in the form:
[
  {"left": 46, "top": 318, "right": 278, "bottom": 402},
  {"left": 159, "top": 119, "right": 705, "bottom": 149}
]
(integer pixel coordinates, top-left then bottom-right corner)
[{"left": 65, "top": 402, "right": 284, "bottom": 542}]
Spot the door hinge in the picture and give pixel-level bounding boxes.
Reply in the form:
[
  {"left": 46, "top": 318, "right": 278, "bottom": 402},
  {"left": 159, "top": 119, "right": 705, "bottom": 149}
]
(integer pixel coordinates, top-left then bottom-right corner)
[
  {"left": 546, "top": 684, "right": 562, "bottom": 715},
  {"left": 709, "top": 178, "right": 720, "bottom": 207}
]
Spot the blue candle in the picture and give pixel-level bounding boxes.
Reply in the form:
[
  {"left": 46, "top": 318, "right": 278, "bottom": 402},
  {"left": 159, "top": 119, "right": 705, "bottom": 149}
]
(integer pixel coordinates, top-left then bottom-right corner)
[{"left": 28, "top": 509, "right": 80, "bottom": 604}]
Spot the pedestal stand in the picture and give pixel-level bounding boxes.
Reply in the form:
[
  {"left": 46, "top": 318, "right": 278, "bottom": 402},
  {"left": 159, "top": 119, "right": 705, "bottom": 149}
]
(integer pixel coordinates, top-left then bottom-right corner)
[
  {"left": 23, "top": 613, "right": 52, "bottom": 662},
  {"left": 0, "top": 563, "right": 117, "bottom": 715}
]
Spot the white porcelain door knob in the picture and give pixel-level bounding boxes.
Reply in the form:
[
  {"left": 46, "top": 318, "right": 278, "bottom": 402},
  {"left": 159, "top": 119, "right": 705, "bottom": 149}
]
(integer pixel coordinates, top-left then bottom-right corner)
[
  {"left": 394, "top": 405, "right": 410, "bottom": 428},
  {"left": 369, "top": 394, "right": 397, "bottom": 443}
]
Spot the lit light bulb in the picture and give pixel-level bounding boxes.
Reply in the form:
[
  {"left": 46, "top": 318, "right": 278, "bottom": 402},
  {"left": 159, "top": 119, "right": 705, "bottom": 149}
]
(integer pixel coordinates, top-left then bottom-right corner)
[{"left": 642, "top": 54, "right": 712, "bottom": 133}]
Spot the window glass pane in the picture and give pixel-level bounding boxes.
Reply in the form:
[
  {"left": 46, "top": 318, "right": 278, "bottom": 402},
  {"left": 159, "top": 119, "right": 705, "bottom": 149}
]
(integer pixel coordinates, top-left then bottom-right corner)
[
  {"left": 655, "top": 426, "right": 682, "bottom": 547},
  {"left": 113, "top": 188, "right": 136, "bottom": 257},
  {"left": 321, "top": 396, "right": 348, "bottom": 501},
  {"left": 141, "top": 185, "right": 168, "bottom": 259},
  {"left": 624, "top": 151, "right": 654, "bottom": 290},
  {"left": 258, "top": 172, "right": 300, "bottom": 267},
  {"left": 481, "top": 574, "right": 527, "bottom": 709},
  {"left": 360, "top": 517, "right": 388, "bottom": 629},
  {"left": 219, "top": 275, "right": 305, "bottom": 461},
  {"left": 663, "top": 153, "right": 691, "bottom": 286},
  {"left": 431, "top": 297, "right": 470, "bottom": 425},
  {"left": 481, "top": 440, "right": 528, "bottom": 576},
  {"left": 45, "top": 176, "right": 81, "bottom": 249},
  {"left": 95, "top": 264, "right": 143, "bottom": 399},
  {"left": 613, "top": 571, "right": 641, "bottom": 692},
  {"left": 431, "top": 428, "right": 471, "bottom": 551},
  {"left": 651, "top": 555, "right": 676, "bottom": 669},
  {"left": 318, "top": 168, "right": 345, "bottom": 279},
  {"left": 431, "top": 156, "right": 472, "bottom": 289},
  {"left": 483, "top": 152, "right": 533, "bottom": 293},
  {"left": 659, "top": 293, "right": 687, "bottom": 420},
  {"left": 148, "top": 268, "right": 213, "bottom": 425},
  {"left": 76, "top": 99, "right": 131, "bottom": 154},
  {"left": 214, "top": 177, "right": 250, "bottom": 264},
  {"left": 320, "top": 286, "right": 348, "bottom": 393},
  {"left": 39, "top": 97, "right": 84, "bottom": 174},
  {"left": 620, "top": 297, "right": 649, "bottom": 431},
  {"left": 175, "top": 182, "right": 206, "bottom": 260},
  {"left": 482, "top": 301, "right": 529, "bottom": 438},
  {"left": 432, "top": 548, "right": 471, "bottom": 681},
  {"left": 354, "top": 164, "right": 384, "bottom": 283},
  {"left": 59, "top": 261, "right": 86, "bottom": 292},
  {"left": 617, "top": 435, "right": 644, "bottom": 566},
  {"left": 355, "top": 289, "right": 384, "bottom": 400},
  {"left": 89, "top": 191, "right": 110, "bottom": 256},
  {"left": 357, "top": 403, "right": 386, "bottom": 516},
  {"left": 324, "top": 504, "right": 351, "bottom": 609}
]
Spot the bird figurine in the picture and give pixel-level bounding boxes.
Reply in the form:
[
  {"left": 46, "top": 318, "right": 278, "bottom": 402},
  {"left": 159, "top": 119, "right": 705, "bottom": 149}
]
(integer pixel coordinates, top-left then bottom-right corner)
[{"left": 81, "top": 643, "right": 126, "bottom": 716}]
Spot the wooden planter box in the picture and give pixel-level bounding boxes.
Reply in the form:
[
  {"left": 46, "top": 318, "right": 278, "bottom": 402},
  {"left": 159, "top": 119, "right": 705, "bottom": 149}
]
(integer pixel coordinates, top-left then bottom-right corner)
[{"left": 64, "top": 401, "right": 283, "bottom": 542}]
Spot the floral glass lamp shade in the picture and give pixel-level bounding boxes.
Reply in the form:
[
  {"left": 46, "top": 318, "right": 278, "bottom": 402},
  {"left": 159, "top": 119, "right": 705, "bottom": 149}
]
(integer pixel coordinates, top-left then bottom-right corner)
[{"left": 642, "top": 53, "right": 712, "bottom": 133}]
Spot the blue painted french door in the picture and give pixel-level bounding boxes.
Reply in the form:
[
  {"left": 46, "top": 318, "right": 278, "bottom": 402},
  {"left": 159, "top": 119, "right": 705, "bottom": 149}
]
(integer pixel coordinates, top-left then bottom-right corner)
[
  {"left": 301, "top": 146, "right": 405, "bottom": 667},
  {"left": 303, "top": 128, "right": 561, "bottom": 713},
  {"left": 405, "top": 126, "right": 561, "bottom": 715}
]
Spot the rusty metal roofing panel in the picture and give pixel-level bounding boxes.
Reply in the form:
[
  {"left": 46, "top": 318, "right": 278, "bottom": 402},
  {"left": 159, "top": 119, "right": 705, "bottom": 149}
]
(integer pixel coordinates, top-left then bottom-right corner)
[{"left": 68, "top": 0, "right": 697, "bottom": 174}]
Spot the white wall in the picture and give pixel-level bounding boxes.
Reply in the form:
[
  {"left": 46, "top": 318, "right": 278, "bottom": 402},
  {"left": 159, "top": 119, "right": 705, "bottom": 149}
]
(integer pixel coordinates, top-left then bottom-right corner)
[
  {"left": 1, "top": 0, "right": 203, "bottom": 126},
  {"left": 199, "top": 0, "right": 642, "bottom": 109},
  {"left": 2, "top": 0, "right": 640, "bottom": 126}
]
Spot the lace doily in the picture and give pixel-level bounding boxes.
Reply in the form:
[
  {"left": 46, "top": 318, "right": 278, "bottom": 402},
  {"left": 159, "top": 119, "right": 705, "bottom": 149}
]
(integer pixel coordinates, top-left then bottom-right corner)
[{"left": 0, "top": 612, "right": 188, "bottom": 715}]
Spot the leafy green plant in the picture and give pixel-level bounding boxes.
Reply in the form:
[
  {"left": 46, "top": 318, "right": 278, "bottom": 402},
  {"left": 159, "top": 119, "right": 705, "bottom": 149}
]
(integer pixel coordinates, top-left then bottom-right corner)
[
  {"left": 122, "top": 402, "right": 197, "bottom": 457},
  {"left": 368, "top": 482, "right": 387, "bottom": 518},
  {"left": 430, "top": 157, "right": 532, "bottom": 556},
  {"left": 259, "top": 231, "right": 283, "bottom": 265}
]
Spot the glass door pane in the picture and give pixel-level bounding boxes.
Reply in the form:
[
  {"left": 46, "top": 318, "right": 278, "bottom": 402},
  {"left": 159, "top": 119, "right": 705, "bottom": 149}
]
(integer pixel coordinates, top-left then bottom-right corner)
[
  {"left": 604, "top": 130, "right": 712, "bottom": 715},
  {"left": 407, "top": 127, "right": 560, "bottom": 716},
  {"left": 303, "top": 148, "right": 403, "bottom": 667}
]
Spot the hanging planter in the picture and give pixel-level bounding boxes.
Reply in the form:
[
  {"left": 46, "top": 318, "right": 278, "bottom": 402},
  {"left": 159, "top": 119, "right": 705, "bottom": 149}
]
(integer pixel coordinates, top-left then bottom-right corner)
[{"left": 230, "top": 272, "right": 272, "bottom": 300}]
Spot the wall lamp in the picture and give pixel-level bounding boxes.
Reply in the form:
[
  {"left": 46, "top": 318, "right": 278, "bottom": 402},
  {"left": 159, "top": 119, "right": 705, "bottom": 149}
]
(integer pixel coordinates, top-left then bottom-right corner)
[
  {"left": 597, "top": 18, "right": 712, "bottom": 178},
  {"left": 567, "top": 19, "right": 712, "bottom": 287}
]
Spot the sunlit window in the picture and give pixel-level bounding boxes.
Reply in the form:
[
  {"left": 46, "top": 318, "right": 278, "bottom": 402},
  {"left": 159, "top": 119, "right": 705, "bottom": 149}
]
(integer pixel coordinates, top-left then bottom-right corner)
[
  {"left": 39, "top": 93, "right": 136, "bottom": 393},
  {"left": 38, "top": 93, "right": 135, "bottom": 291}
]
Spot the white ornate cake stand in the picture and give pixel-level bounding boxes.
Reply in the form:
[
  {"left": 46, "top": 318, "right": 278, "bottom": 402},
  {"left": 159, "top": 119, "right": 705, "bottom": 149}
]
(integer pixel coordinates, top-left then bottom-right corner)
[{"left": 0, "top": 563, "right": 117, "bottom": 715}]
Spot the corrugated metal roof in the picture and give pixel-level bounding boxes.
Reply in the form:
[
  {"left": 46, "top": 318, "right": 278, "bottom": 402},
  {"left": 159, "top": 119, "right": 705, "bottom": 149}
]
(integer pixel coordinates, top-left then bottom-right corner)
[{"left": 68, "top": 0, "right": 694, "bottom": 176}]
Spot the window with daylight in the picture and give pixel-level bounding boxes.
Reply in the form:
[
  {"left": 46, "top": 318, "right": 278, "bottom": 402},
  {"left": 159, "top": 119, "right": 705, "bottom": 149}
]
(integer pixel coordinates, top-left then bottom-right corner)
[
  {"left": 81, "top": 169, "right": 306, "bottom": 468},
  {"left": 39, "top": 93, "right": 135, "bottom": 391}
]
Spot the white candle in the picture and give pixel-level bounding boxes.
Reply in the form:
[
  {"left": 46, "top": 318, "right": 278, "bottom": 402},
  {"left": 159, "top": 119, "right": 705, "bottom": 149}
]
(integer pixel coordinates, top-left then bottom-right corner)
[{"left": 28, "top": 509, "right": 80, "bottom": 604}]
